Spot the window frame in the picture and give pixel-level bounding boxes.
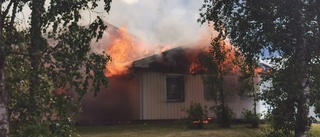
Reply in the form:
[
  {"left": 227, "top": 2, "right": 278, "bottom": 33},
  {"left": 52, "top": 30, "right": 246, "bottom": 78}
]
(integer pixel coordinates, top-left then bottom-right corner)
[{"left": 166, "top": 75, "right": 184, "bottom": 102}]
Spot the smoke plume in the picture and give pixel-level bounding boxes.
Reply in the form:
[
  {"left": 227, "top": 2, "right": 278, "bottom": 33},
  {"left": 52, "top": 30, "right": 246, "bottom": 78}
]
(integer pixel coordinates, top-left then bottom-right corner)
[{"left": 83, "top": 0, "right": 212, "bottom": 47}]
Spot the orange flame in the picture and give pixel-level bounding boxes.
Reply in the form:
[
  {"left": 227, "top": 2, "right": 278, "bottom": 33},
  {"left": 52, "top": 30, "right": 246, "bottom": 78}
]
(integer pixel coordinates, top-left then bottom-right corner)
[
  {"left": 104, "top": 24, "right": 241, "bottom": 76},
  {"left": 254, "top": 67, "right": 264, "bottom": 74},
  {"left": 189, "top": 61, "right": 202, "bottom": 74},
  {"left": 104, "top": 26, "right": 146, "bottom": 76},
  {"left": 189, "top": 50, "right": 208, "bottom": 74},
  {"left": 192, "top": 117, "right": 212, "bottom": 124},
  {"left": 255, "top": 66, "right": 272, "bottom": 74},
  {"left": 188, "top": 40, "right": 238, "bottom": 74},
  {"left": 55, "top": 87, "right": 69, "bottom": 96},
  {"left": 104, "top": 26, "right": 171, "bottom": 77}
]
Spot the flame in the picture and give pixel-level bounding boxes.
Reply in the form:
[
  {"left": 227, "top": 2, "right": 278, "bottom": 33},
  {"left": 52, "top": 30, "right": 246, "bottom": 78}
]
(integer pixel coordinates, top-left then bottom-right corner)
[
  {"left": 188, "top": 40, "right": 238, "bottom": 74},
  {"left": 189, "top": 61, "right": 201, "bottom": 74},
  {"left": 187, "top": 24, "right": 237, "bottom": 74},
  {"left": 104, "top": 26, "right": 171, "bottom": 77},
  {"left": 214, "top": 40, "right": 237, "bottom": 74},
  {"left": 192, "top": 120, "right": 209, "bottom": 124},
  {"left": 55, "top": 87, "right": 69, "bottom": 96},
  {"left": 255, "top": 66, "right": 272, "bottom": 74},
  {"left": 192, "top": 117, "right": 212, "bottom": 124},
  {"left": 254, "top": 67, "right": 264, "bottom": 74},
  {"left": 105, "top": 26, "right": 144, "bottom": 76},
  {"left": 189, "top": 53, "right": 208, "bottom": 74},
  {"left": 104, "top": 24, "right": 239, "bottom": 76}
]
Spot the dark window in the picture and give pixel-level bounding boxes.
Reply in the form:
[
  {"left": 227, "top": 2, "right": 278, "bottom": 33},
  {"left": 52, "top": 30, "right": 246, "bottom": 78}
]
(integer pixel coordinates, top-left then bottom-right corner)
[
  {"left": 166, "top": 76, "right": 184, "bottom": 102},
  {"left": 226, "top": 95, "right": 237, "bottom": 102},
  {"left": 240, "top": 95, "right": 251, "bottom": 101},
  {"left": 204, "top": 85, "right": 213, "bottom": 100}
]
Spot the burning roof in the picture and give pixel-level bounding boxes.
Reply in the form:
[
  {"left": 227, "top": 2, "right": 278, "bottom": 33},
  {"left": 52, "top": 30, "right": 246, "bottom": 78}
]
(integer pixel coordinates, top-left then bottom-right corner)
[
  {"left": 132, "top": 47, "right": 207, "bottom": 74},
  {"left": 101, "top": 22, "right": 239, "bottom": 77},
  {"left": 102, "top": 23, "right": 171, "bottom": 77}
]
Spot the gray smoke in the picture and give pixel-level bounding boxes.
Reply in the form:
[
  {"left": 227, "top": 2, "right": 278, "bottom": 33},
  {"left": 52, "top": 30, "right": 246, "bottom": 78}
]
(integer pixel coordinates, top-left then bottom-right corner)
[{"left": 86, "top": 0, "right": 211, "bottom": 46}]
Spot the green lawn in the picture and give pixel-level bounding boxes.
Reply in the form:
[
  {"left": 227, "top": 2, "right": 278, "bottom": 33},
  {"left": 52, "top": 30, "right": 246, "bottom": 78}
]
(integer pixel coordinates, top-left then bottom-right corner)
[
  {"left": 77, "top": 124, "right": 320, "bottom": 137},
  {"left": 310, "top": 124, "right": 320, "bottom": 136},
  {"left": 76, "top": 123, "right": 320, "bottom": 137},
  {"left": 76, "top": 123, "right": 254, "bottom": 137}
]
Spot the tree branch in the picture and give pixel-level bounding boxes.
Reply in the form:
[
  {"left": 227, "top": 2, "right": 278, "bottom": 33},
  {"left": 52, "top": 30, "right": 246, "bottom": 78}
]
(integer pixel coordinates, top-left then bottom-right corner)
[
  {"left": 7, "top": 51, "right": 38, "bottom": 57},
  {"left": 2, "top": 0, "right": 14, "bottom": 18},
  {"left": 9, "top": 1, "right": 18, "bottom": 31}
]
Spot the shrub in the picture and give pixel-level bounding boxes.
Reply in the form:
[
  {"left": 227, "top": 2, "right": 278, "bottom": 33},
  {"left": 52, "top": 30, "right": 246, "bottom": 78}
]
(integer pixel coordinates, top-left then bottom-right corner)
[
  {"left": 15, "top": 121, "right": 52, "bottom": 137},
  {"left": 12, "top": 118, "right": 75, "bottom": 137},
  {"left": 182, "top": 102, "right": 208, "bottom": 129},
  {"left": 241, "top": 109, "right": 260, "bottom": 128},
  {"left": 211, "top": 104, "right": 234, "bottom": 127}
]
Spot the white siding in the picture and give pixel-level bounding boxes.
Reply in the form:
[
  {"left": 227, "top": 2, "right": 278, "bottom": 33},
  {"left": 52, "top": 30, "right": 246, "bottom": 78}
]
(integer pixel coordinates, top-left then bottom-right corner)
[{"left": 141, "top": 72, "right": 255, "bottom": 120}]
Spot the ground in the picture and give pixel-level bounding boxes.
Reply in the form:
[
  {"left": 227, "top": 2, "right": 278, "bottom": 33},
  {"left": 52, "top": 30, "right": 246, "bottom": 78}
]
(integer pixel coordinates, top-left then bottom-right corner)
[{"left": 76, "top": 123, "right": 320, "bottom": 137}]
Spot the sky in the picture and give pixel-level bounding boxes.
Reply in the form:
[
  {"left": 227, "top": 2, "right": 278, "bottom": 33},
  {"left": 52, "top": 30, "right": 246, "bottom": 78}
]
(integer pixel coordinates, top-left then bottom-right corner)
[
  {"left": 81, "top": 0, "right": 211, "bottom": 46},
  {"left": 14, "top": 0, "right": 211, "bottom": 46}
]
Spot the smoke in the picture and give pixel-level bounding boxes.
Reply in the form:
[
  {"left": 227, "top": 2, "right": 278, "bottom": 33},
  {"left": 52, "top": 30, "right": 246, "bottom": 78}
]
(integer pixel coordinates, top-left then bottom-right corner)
[
  {"left": 17, "top": 0, "right": 212, "bottom": 47},
  {"left": 83, "top": 0, "right": 217, "bottom": 75},
  {"left": 90, "top": 0, "right": 212, "bottom": 46}
]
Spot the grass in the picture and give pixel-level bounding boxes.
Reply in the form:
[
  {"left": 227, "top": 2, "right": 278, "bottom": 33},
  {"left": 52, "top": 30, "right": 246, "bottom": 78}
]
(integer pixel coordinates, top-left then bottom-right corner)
[
  {"left": 76, "top": 122, "right": 262, "bottom": 137},
  {"left": 76, "top": 123, "right": 320, "bottom": 137},
  {"left": 309, "top": 124, "right": 320, "bottom": 136}
]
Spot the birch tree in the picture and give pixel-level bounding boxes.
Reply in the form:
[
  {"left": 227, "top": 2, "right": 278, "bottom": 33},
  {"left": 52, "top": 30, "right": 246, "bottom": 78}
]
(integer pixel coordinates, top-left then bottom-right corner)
[
  {"left": 201, "top": 37, "right": 235, "bottom": 128},
  {"left": 200, "top": 0, "right": 320, "bottom": 136},
  {"left": 0, "top": 0, "right": 112, "bottom": 136}
]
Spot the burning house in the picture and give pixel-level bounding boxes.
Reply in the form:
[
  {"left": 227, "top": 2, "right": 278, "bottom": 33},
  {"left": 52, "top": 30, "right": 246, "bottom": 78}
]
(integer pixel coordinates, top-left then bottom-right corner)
[
  {"left": 77, "top": 47, "right": 260, "bottom": 124},
  {"left": 76, "top": 24, "right": 260, "bottom": 124}
]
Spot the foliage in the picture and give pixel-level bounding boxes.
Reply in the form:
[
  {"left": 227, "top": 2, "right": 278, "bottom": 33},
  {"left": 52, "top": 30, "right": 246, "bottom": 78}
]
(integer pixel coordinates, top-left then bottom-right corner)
[
  {"left": 182, "top": 102, "right": 208, "bottom": 129},
  {"left": 0, "top": 0, "right": 112, "bottom": 136},
  {"left": 260, "top": 67, "right": 314, "bottom": 135},
  {"left": 235, "top": 55, "right": 260, "bottom": 128},
  {"left": 260, "top": 126, "right": 290, "bottom": 137},
  {"left": 200, "top": 36, "right": 236, "bottom": 128},
  {"left": 241, "top": 109, "right": 260, "bottom": 128},
  {"left": 199, "top": 0, "right": 320, "bottom": 136},
  {"left": 211, "top": 104, "right": 234, "bottom": 128}
]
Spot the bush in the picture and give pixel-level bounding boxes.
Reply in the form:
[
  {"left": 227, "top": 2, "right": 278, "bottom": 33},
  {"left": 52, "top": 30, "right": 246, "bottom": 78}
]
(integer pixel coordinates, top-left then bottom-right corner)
[
  {"left": 182, "top": 102, "right": 208, "bottom": 129},
  {"left": 260, "top": 126, "right": 289, "bottom": 137},
  {"left": 15, "top": 121, "right": 52, "bottom": 137},
  {"left": 11, "top": 118, "right": 75, "bottom": 137},
  {"left": 211, "top": 104, "right": 234, "bottom": 127},
  {"left": 241, "top": 109, "right": 260, "bottom": 128}
]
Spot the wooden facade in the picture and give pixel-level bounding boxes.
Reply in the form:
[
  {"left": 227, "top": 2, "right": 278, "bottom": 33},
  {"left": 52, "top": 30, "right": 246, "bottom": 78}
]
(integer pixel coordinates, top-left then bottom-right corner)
[
  {"left": 139, "top": 72, "right": 256, "bottom": 120},
  {"left": 77, "top": 47, "right": 259, "bottom": 123}
]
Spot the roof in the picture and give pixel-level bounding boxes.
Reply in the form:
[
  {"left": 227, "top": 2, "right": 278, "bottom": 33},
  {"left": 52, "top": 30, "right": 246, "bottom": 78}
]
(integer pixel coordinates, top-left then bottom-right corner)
[
  {"left": 131, "top": 46, "right": 203, "bottom": 73},
  {"left": 132, "top": 46, "right": 272, "bottom": 74}
]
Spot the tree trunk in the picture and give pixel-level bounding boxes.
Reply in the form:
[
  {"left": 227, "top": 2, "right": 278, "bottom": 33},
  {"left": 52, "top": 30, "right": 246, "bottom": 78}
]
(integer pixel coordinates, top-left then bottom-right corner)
[
  {"left": 252, "top": 75, "right": 257, "bottom": 122},
  {"left": 28, "top": 0, "right": 45, "bottom": 118},
  {"left": 317, "top": 0, "right": 320, "bottom": 35},
  {"left": 293, "top": 1, "right": 308, "bottom": 136},
  {"left": 0, "top": 1, "right": 9, "bottom": 136},
  {"left": 0, "top": 59, "right": 8, "bottom": 137}
]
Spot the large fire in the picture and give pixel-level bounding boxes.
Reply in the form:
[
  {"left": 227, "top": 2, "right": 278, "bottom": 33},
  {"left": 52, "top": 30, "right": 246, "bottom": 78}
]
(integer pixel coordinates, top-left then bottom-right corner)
[
  {"left": 105, "top": 26, "right": 140, "bottom": 76},
  {"left": 104, "top": 24, "right": 260, "bottom": 77},
  {"left": 104, "top": 26, "right": 171, "bottom": 77}
]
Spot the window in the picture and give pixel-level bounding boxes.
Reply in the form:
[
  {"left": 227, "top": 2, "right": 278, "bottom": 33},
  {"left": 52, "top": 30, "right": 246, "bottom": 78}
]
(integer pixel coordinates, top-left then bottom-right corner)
[
  {"left": 240, "top": 94, "right": 251, "bottom": 101},
  {"left": 203, "top": 85, "right": 213, "bottom": 100},
  {"left": 166, "top": 76, "right": 184, "bottom": 101},
  {"left": 226, "top": 95, "right": 237, "bottom": 103}
]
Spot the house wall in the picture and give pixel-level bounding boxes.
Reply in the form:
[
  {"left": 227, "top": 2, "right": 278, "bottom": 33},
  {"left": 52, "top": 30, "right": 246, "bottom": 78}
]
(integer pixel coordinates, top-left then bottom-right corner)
[
  {"left": 141, "top": 72, "right": 256, "bottom": 120},
  {"left": 77, "top": 76, "right": 140, "bottom": 124}
]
